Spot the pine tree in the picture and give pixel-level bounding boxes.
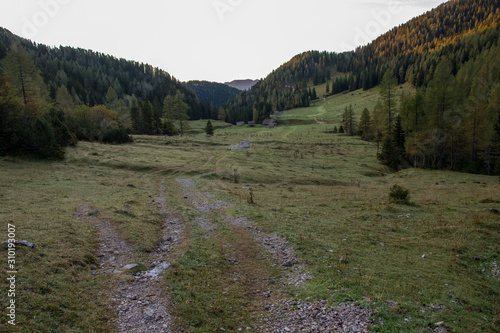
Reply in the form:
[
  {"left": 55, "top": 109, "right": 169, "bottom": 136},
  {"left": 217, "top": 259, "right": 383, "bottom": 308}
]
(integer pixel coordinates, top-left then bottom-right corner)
[
  {"left": 358, "top": 107, "right": 372, "bottom": 140},
  {"left": 393, "top": 115, "right": 406, "bottom": 153},
  {"left": 342, "top": 105, "right": 356, "bottom": 136},
  {"left": 379, "top": 136, "right": 399, "bottom": 169},
  {"left": 311, "top": 88, "right": 317, "bottom": 100},
  {"left": 204, "top": 120, "right": 214, "bottom": 136},
  {"left": 129, "top": 95, "right": 141, "bottom": 133},
  {"left": 141, "top": 101, "right": 154, "bottom": 135}
]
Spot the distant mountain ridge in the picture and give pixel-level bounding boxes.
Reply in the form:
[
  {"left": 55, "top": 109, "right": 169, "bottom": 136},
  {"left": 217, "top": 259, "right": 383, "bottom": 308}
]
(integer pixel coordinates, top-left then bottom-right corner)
[{"left": 224, "top": 79, "right": 259, "bottom": 91}]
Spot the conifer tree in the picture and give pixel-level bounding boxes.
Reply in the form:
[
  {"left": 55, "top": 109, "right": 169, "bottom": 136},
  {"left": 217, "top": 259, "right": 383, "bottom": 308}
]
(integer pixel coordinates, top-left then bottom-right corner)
[
  {"left": 379, "top": 69, "right": 397, "bottom": 134},
  {"left": 2, "top": 44, "right": 49, "bottom": 119},
  {"left": 55, "top": 85, "right": 74, "bottom": 112},
  {"left": 129, "top": 95, "right": 141, "bottom": 133},
  {"left": 163, "top": 90, "right": 190, "bottom": 136},
  {"left": 161, "top": 119, "right": 177, "bottom": 136},
  {"left": 426, "top": 60, "right": 454, "bottom": 131},
  {"left": 204, "top": 120, "right": 214, "bottom": 136},
  {"left": 393, "top": 115, "right": 406, "bottom": 153},
  {"left": 342, "top": 105, "right": 356, "bottom": 136},
  {"left": 358, "top": 108, "right": 372, "bottom": 140},
  {"left": 105, "top": 87, "right": 118, "bottom": 111},
  {"left": 141, "top": 101, "right": 154, "bottom": 135},
  {"left": 217, "top": 107, "right": 226, "bottom": 122}
]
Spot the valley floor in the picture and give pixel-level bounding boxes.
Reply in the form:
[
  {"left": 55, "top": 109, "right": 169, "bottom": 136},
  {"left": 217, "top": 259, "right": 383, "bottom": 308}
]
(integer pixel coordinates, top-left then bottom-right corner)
[{"left": 1, "top": 110, "right": 499, "bottom": 332}]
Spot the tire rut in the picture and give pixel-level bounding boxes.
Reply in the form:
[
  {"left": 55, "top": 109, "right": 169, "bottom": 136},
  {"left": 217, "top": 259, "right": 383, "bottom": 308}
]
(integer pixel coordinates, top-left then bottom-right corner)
[
  {"left": 175, "top": 179, "right": 310, "bottom": 323},
  {"left": 175, "top": 179, "right": 374, "bottom": 332},
  {"left": 74, "top": 178, "right": 184, "bottom": 333}
]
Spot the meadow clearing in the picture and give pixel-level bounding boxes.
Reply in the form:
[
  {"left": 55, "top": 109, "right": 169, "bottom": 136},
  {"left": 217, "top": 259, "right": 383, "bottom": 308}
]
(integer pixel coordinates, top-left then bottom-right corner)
[{"left": 1, "top": 88, "right": 499, "bottom": 332}]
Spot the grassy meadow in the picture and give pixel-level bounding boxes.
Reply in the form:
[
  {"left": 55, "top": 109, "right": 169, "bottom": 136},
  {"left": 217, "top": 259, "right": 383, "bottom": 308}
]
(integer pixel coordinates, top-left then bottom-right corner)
[{"left": 1, "top": 88, "right": 499, "bottom": 332}]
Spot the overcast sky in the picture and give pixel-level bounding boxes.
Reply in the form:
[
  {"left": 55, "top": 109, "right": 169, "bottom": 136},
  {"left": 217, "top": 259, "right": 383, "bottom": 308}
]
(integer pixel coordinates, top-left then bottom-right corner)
[{"left": 0, "top": 0, "right": 446, "bottom": 83}]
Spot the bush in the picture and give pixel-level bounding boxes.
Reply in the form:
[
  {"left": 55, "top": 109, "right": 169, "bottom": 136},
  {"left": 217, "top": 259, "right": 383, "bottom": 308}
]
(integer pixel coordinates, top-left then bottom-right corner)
[
  {"left": 161, "top": 119, "right": 177, "bottom": 136},
  {"left": 101, "top": 127, "right": 133, "bottom": 144},
  {"left": 389, "top": 184, "right": 411, "bottom": 204}
]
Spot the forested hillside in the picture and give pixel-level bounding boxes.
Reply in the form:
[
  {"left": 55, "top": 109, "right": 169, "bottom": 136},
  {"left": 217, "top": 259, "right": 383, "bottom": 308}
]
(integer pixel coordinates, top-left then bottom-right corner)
[
  {"left": 0, "top": 28, "right": 223, "bottom": 157},
  {"left": 225, "top": 0, "right": 500, "bottom": 122},
  {"left": 185, "top": 80, "right": 240, "bottom": 108},
  {"left": 0, "top": 28, "right": 221, "bottom": 121},
  {"left": 223, "top": 0, "right": 500, "bottom": 174}
]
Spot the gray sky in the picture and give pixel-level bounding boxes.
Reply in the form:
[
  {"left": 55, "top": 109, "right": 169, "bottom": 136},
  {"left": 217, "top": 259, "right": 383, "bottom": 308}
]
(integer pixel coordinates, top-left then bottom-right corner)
[{"left": 0, "top": 0, "right": 446, "bottom": 83}]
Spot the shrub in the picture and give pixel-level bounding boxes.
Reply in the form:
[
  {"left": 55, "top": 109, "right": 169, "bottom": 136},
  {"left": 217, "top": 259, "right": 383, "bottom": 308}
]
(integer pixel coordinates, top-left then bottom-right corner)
[
  {"left": 161, "top": 119, "right": 177, "bottom": 136},
  {"left": 101, "top": 127, "right": 133, "bottom": 144},
  {"left": 389, "top": 184, "right": 411, "bottom": 204}
]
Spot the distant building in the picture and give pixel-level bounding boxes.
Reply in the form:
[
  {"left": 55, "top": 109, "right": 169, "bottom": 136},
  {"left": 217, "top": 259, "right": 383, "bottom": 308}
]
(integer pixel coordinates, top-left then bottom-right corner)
[
  {"left": 262, "top": 119, "right": 272, "bottom": 126},
  {"left": 248, "top": 121, "right": 255, "bottom": 127},
  {"left": 262, "top": 119, "right": 277, "bottom": 128}
]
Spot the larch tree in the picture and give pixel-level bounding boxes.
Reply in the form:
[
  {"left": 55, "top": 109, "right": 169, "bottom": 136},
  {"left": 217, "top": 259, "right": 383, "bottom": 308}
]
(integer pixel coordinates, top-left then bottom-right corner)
[
  {"left": 426, "top": 59, "right": 454, "bottom": 132},
  {"left": 55, "top": 85, "right": 74, "bottom": 113},
  {"left": 379, "top": 69, "right": 397, "bottom": 135},
  {"left": 163, "top": 90, "right": 189, "bottom": 136},
  {"left": 105, "top": 87, "right": 118, "bottom": 111},
  {"left": 217, "top": 107, "right": 226, "bottom": 122},
  {"left": 2, "top": 44, "right": 50, "bottom": 120}
]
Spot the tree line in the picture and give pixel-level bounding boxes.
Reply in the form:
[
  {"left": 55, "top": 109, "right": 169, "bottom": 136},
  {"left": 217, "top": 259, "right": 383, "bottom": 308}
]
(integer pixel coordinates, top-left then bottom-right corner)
[
  {"left": 0, "top": 27, "right": 223, "bottom": 158},
  {"left": 342, "top": 41, "right": 500, "bottom": 175},
  {"left": 0, "top": 41, "right": 198, "bottom": 158}
]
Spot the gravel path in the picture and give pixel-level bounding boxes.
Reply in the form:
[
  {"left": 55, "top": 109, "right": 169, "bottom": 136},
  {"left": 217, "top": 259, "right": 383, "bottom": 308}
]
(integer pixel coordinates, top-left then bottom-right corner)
[
  {"left": 74, "top": 179, "right": 183, "bottom": 332},
  {"left": 175, "top": 179, "right": 375, "bottom": 332},
  {"left": 259, "top": 299, "right": 373, "bottom": 332}
]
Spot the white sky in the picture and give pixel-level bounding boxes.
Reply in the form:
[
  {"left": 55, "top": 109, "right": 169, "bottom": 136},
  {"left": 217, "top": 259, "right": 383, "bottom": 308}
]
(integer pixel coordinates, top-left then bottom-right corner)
[{"left": 0, "top": 0, "right": 446, "bottom": 83}]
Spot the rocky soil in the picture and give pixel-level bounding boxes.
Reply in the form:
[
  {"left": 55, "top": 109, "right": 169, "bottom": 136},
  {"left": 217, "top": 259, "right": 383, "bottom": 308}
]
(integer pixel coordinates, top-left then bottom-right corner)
[
  {"left": 74, "top": 178, "right": 375, "bottom": 332},
  {"left": 259, "top": 299, "right": 373, "bottom": 332},
  {"left": 74, "top": 179, "right": 183, "bottom": 332}
]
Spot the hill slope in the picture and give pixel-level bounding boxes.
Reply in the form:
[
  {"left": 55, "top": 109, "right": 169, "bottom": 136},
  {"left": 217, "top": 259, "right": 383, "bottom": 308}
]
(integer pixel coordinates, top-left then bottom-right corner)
[
  {"left": 0, "top": 28, "right": 216, "bottom": 120},
  {"left": 224, "top": 0, "right": 500, "bottom": 122},
  {"left": 185, "top": 80, "right": 240, "bottom": 108}
]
